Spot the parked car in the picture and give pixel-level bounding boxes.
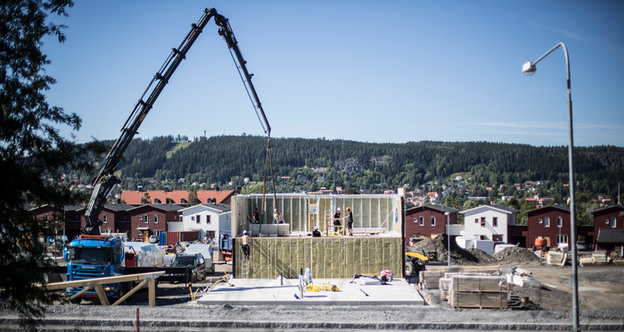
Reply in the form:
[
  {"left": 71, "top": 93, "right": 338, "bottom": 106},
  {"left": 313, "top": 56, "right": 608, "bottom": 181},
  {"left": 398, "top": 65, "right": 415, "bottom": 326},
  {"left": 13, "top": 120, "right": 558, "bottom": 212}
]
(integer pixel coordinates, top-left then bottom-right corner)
[
  {"left": 172, "top": 253, "right": 207, "bottom": 283},
  {"left": 183, "top": 243, "right": 215, "bottom": 273}
]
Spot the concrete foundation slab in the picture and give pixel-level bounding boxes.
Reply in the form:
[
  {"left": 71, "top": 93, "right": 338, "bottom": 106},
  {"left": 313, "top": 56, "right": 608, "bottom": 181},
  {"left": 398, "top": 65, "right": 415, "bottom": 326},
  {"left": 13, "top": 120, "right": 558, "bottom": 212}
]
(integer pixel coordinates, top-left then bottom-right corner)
[{"left": 196, "top": 278, "right": 425, "bottom": 306}]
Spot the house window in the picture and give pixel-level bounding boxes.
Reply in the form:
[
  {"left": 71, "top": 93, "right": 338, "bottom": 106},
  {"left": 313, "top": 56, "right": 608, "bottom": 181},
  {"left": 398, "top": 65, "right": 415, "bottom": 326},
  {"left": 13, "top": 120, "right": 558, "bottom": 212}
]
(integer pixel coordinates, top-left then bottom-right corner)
[
  {"left": 430, "top": 216, "right": 436, "bottom": 227},
  {"left": 556, "top": 234, "right": 568, "bottom": 244},
  {"left": 153, "top": 215, "right": 158, "bottom": 224},
  {"left": 102, "top": 214, "right": 108, "bottom": 224},
  {"left": 419, "top": 216, "right": 424, "bottom": 226},
  {"left": 143, "top": 215, "right": 148, "bottom": 224},
  {"left": 475, "top": 218, "right": 478, "bottom": 224},
  {"left": 191, "top": 216, "right": 195, "bottom": 221},
  {"left": 492, "top": 217, "right": 498, "bottom": 227},
  {"left": 480, "top": 235, "right": 488, "bottom": 240},
  {"left": 206, "top": 231, "right": 215, "bottom": 240},
  {"left": 557, "top": 217, "right": 562, "bottom": 228},
  {"left": 493, "top": 234, "right": 503, "bottom": 242},
  {"left": 605, "top": 218, "right": 609, "bottom": 224},
  {"left": 612, "top": 217, "right": 617, "bottom": 228},
  {"left": 480, "top": 217, "right": 486, "bottom": 227},
  {"left": 206, "top": 215, "right": 211, "bottom": 224},
  {"left": 196, "top": 215, "right": 201, "bottom": 224},
  {"left": 545, "top": 217, "right": 550, "bottom": 227},
  {"left": 538, "top": 218, "right": 543, "bottom": 224}
]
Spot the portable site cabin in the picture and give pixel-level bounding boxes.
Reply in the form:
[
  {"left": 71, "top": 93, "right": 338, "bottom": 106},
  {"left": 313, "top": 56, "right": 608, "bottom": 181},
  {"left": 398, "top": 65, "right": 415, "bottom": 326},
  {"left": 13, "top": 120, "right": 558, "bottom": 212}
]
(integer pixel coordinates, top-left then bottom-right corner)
[{"left": 231, "top": 194, "right": 405, "bottom": 278}]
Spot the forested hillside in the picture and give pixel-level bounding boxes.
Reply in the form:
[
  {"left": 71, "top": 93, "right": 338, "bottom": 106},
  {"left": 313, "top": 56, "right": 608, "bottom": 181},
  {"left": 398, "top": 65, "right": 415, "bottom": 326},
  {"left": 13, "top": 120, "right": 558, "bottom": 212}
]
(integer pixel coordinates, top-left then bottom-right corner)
[{"left": 74, "top": 135, "right": 623, "bottom": 206}]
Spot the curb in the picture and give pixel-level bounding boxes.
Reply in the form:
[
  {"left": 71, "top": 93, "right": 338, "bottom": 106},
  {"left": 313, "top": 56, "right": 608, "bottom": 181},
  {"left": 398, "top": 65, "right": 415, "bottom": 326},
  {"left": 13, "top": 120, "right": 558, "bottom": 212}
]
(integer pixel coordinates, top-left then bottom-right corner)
[{"left": 1, "top": 317, "right": 622, "bottom": 331}]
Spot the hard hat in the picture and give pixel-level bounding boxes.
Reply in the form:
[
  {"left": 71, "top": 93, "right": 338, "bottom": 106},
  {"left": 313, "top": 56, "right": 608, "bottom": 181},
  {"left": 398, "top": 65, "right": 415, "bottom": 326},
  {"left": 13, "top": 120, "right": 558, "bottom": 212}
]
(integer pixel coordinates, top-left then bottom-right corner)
[
  {"left": 347, "top": 207, "right": 351, "bottom": 211},
  {"left": 337, "top": 207, "right": 341, "bottom": 211},
  {"left": 243, "top": 230, "right": 248, "bottom": 235},
  {"left": 314, "top": 226, "right": 319, "bottom": 230}
]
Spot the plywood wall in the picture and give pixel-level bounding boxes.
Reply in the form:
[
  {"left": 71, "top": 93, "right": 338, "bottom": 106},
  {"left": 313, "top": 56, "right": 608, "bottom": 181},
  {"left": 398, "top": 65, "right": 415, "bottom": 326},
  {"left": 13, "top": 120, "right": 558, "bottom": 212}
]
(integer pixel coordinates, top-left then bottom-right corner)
[{"left": 234, "top": 237, "right": 402, "bottom": 279}]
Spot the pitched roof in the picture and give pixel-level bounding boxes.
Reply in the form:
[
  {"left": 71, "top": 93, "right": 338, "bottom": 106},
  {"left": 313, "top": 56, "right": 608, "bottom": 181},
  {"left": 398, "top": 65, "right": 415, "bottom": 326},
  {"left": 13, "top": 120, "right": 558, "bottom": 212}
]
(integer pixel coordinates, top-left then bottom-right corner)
[
  {"left": 526, "top": 204, "right": 570, "bottom": 215},
  {"left": 128, "top": 204, "right": 186, "bottom": 212},
  {"left": 460, "top": 204, "right": 519, "bottom": 215},
  {"left": 120, "top": 190, "right": 234, "bottom": 205},
  {"left": 180, "top": 203, "right": 231, "bottom": 214},
  {"left": 407, "top": 205, "right": 460, "bottom": 214},
  {"left": 591, "top": 204, "right": 624, "bottom": 216},
  {"left": 103, "top": 204, "right": 139, "bottom": 212}
]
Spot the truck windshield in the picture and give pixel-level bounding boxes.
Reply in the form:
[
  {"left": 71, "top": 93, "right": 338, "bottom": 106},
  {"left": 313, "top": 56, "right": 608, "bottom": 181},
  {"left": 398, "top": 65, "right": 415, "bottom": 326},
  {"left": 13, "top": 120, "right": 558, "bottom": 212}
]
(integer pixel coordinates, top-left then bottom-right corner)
[{"left": 68, "top": 247, "right": 113, "bottom": 265}]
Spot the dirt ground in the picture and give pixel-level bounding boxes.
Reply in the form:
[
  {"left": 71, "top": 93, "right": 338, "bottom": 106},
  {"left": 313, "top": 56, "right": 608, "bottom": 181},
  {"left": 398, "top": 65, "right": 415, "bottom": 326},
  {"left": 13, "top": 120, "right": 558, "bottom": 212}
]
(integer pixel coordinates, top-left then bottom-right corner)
[{"left": 514, "top": 264, "right": 624, "bottom": 312}]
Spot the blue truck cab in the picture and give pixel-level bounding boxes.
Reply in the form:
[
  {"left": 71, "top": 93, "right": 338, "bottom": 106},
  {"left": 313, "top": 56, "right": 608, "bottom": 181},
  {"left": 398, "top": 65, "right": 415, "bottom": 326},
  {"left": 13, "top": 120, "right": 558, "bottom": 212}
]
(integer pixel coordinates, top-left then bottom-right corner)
[{"left": 64, "top": 235, "right": 125, "bottom": 299}]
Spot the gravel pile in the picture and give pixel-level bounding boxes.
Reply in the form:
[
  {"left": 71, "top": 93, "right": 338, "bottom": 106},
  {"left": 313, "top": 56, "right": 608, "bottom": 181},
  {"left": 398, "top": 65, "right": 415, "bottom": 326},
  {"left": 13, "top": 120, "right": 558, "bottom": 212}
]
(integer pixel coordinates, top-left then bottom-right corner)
[
  {"left": 492, "top": 246, "right": 543, "bottom": 265},
  {"left": 413, "top": 237, "right": 543, "bottom": 266}
]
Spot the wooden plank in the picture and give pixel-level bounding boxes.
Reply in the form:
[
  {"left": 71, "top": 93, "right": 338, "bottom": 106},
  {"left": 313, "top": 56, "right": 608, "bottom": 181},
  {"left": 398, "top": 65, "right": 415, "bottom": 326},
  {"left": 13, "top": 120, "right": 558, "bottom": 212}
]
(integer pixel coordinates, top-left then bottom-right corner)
[
  {"left": 94, "top": 284, "right": 110, "bottom": 306},
  {"left": 148, "top": 278, "right": 156, "bottom": 307},
  {"left": 112, "top": 280, "right": 148, "bottom": 306},
  {"left": 451, "top": 275, "right": 507, "bottom": 293},
  {"left": 449, "top": 292, "right": 508, "bottom": 309},
  {"left": 45, "top": 271, "right": 165, "bottom": 290}
]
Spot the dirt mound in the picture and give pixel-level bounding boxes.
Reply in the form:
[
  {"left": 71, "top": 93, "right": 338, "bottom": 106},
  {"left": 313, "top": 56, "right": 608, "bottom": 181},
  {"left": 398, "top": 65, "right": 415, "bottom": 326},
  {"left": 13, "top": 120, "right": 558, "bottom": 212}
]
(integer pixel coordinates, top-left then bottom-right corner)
[
  {"left": 465, "top": 248, "right": 495, "bottom": 264},
  {"left": 412, "top": 236, "right": 480, "bottom": 265},
  {"left": 492, "top": 246, "right": 542, "bottom": 264},
  {"left": 413, "top": 237, "right": 543, "bottom": 266}
]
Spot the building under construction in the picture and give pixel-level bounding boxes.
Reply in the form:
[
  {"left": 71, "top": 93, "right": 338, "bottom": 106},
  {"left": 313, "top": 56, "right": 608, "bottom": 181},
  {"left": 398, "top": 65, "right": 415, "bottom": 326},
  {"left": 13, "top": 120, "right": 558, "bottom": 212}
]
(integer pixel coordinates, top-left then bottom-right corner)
[{"left": 231, "top": 194, "right": 404, "bottom": 278}]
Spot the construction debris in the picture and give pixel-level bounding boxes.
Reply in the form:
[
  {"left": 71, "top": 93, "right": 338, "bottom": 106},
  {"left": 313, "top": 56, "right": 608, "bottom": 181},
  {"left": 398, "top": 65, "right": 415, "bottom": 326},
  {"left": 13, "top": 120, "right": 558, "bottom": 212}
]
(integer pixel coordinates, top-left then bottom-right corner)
[{"left": 507, "top": 267, "right": 541, "bottom": 289}]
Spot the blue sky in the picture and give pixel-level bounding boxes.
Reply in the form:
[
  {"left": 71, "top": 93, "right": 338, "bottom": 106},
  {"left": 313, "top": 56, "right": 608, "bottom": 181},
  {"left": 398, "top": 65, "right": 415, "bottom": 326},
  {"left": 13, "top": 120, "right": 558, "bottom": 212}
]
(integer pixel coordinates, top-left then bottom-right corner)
[{"left": 44, "top": 0, "right": 624, "bottom": 147}]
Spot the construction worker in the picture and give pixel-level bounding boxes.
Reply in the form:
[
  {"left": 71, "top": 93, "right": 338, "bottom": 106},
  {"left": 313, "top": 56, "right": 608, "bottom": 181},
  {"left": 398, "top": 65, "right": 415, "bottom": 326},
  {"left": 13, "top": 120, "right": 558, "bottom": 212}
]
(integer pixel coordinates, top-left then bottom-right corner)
[
  {"left": 333, "top": 207, "right": 342, "bottom": 235},
  {"left": 312, "top": 226, "right": 322, "bottom": 237},
  {"left": 344, "top": 207, "right": 354, "bottom": 236},
  {"left": 242, "top": 230, "right": 250, "bottom": 260}
]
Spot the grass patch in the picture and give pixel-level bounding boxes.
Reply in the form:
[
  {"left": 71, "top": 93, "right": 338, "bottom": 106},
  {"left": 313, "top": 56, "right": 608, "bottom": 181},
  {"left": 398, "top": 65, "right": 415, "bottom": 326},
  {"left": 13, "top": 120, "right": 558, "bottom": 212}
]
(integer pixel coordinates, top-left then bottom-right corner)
[{"left": 166, "top": 142, "right": 191, "bottom": 159}]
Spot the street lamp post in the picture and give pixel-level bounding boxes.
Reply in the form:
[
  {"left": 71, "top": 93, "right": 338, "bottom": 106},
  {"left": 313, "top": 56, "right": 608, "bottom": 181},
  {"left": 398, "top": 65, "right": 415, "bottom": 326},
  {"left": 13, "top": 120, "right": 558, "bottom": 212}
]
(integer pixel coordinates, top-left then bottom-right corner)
[
  {"left": 445, "top": 211, "right": 451, "bottom": 268},
  {"left": 522, "top": 42, "right": 579, "bottom": 332}
]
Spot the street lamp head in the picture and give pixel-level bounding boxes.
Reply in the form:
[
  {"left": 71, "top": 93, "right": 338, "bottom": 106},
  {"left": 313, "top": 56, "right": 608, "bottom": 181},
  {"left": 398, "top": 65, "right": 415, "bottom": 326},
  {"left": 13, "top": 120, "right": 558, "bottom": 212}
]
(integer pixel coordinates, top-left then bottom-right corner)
[{"left": 522, "top": 61, "right": 537, "bottom": 76}]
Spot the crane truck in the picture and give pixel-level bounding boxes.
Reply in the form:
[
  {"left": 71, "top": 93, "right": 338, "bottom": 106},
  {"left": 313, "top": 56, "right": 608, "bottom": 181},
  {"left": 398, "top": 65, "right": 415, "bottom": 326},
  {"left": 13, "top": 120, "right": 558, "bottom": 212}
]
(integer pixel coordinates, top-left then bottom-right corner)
[{"left": 65, "top": 8, "right": 272, "bottom": 300}]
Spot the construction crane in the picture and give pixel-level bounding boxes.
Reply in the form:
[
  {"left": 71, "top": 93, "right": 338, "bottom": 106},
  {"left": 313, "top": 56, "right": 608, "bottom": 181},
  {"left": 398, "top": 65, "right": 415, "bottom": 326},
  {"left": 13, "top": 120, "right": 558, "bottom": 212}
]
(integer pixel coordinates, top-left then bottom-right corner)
[{"left": 83, "top": 8, "right": 273, "bottom": 235}]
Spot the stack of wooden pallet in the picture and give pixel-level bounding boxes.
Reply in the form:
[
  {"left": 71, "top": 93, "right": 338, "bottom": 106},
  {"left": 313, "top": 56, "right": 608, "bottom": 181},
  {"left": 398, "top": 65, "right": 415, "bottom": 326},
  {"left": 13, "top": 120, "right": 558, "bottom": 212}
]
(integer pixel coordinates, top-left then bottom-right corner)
[{"left": 447, "top": 275, "right": 508, "bottom": 309}]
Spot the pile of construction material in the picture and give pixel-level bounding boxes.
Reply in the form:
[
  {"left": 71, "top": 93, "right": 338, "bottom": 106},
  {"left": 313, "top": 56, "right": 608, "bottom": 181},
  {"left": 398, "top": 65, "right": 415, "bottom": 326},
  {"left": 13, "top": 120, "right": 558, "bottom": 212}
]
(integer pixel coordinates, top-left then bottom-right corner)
[{"left": 421, "top": 266, "right": 509, "bottom": 309}]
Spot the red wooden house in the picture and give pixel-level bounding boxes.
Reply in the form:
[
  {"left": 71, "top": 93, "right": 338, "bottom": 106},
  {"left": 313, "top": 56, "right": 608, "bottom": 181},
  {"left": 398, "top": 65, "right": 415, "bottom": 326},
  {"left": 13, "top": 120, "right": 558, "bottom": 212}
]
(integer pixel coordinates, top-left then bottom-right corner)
[
  {"left": 405, "top": 205, "right": 459, "bottom": 243},
  {"left": 591, "top": 205, "right": 624, "bottom": 256},
  {"left": 128, "top": 204, "right": 184, "bottom": 242}
]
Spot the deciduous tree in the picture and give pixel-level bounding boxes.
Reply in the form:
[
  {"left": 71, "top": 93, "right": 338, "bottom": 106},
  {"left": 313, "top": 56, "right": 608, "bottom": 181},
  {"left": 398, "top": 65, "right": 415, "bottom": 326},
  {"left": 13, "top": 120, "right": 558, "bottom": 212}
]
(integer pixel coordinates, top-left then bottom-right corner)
[{"left": 0, "top": 0, "right": 98, "bottom": 329}]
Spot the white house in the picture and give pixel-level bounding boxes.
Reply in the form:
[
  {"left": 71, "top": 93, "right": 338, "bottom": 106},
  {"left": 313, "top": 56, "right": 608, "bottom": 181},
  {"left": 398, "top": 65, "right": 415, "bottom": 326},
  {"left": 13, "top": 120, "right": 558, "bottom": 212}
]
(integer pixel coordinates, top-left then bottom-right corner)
[
  {"left": 180, "top": 204, "right": 231, "bottom": 242},
  {"left": 459, "top": 204, "right": 518, "bottom": 244}
]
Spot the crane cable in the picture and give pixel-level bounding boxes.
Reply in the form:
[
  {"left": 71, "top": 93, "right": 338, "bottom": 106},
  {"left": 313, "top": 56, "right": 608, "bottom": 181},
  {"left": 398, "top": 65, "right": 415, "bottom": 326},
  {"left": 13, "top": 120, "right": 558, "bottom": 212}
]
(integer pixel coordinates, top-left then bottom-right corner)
[{"left": 226, "top": 47, "right": 277, "bottom": 218}]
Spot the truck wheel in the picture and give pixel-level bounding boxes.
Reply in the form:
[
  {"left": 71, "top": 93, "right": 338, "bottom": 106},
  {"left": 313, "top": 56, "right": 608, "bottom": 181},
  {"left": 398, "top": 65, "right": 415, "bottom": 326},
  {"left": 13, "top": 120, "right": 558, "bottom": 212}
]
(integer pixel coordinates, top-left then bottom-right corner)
[
  {"left": 70, "top": 297, "right": 82, "bottom": 304},
  {"left": 405, "top": 261, "right": 415, "bottom": 276}
]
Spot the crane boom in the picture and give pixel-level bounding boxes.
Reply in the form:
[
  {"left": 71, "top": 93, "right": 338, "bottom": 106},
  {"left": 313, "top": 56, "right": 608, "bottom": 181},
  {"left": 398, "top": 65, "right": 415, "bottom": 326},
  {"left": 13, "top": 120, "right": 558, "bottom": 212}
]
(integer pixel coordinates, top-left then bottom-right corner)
[{"left": 83, "top": 8, "right": 271, "bottom": 235}]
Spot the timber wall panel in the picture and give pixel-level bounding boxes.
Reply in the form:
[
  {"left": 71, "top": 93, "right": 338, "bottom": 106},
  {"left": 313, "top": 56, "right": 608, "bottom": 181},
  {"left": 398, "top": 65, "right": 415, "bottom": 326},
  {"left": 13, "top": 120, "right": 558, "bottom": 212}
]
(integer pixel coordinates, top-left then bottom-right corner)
[{"left": 235, "top": 237, "right": 401, "bottom": 279}]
